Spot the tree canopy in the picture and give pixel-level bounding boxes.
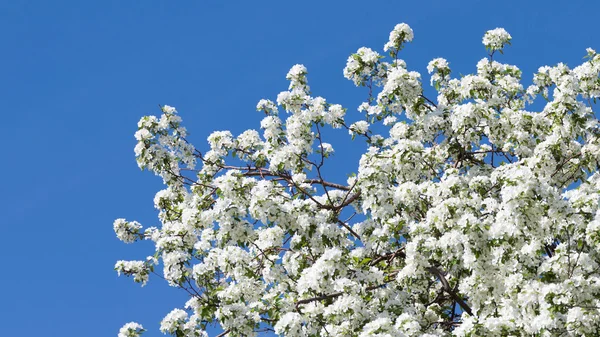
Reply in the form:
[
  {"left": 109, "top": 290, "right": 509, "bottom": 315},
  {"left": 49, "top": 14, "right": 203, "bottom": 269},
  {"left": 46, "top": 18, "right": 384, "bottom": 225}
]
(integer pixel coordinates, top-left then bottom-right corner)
[{"left": 115, "top": 23, "right": 600, "bottom": 337}]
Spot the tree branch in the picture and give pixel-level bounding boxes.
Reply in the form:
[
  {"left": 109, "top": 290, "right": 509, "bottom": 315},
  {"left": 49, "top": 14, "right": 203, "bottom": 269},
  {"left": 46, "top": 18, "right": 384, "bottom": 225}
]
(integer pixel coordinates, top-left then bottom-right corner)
[
  {"left": 295, "top": 283, "right": 386, "bottom": 309},
  {"left": 426, "top": 266, "right": 473, "bottom": 316},
  {"left": 215, "top": 329, "right": 230, "bottom": 337}
]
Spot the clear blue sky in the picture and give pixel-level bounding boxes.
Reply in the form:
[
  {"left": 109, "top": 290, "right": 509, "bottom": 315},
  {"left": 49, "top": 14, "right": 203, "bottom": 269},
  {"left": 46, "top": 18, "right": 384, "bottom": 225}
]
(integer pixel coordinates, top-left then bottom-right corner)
[{"left": 1, "top": 1, "right": 598, "bottom": 336}]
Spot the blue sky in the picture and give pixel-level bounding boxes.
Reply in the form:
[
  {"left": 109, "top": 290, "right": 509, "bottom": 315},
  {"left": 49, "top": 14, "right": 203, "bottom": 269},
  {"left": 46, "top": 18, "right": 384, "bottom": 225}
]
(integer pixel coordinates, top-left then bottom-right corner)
[{"left": 1, "top": 1, "right": 599, "bottom": 336}]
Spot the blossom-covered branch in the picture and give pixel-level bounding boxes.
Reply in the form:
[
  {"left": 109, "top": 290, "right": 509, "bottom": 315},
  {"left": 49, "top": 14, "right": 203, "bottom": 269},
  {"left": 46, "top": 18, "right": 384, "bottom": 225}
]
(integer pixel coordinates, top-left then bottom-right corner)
[{"left": 114, "top": 23, "right": 600, "bottom": 337}]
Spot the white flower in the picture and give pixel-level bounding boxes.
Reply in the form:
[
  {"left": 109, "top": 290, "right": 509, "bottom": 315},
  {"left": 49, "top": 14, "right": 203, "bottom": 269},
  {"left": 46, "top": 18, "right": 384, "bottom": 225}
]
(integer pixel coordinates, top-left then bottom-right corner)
[
  {"left": 349, "top": 120, "right": 369, "bottom": 135},
  {"left": 482, "top": 28, "right": 512, "bottom": 51},
  {"left": 134, "top": 128, "right": 152, "bottom": 141},
  {"left": 115, "top": 260, "right": 149, "bottom": 286},
  {"left": 113, "top": 219, "right": 143, "bottom": 243},
  {"left": 274, "top": 312, "right": 304, "bottom": 336},
  {"left": 161, "top": 105, "right": 177, "bottom": 114},
  {"left": 256, "top": 99, "right": 279, "bottom": 115},
  {"left": 115, "top": 23, "right": 600, "bottom": 337},
  {"left": 118, "top": 322, "right": 144, "bottom": 337},
  {"left": 207, "top": 130, "right": 234, "bottom": 151},
  {"left": 383, "top": 116, "right": 397, "bottom": 125},
  {"left": 358, "top": 47, "right": 380, "bottom": 63},
  {"left": 427, "top": 57, "right": 449, "bottom": 74},
  {"left": 325, "top": 104, "right": 345, "bottom": 127},
  {"left": 160, "top": 308, "right": 188, "bottom": 334},
  {"left": 384, "top": 23, "right": 414, "bottom": 52},
  {"left": 286, "top": 64, "right": 308, "bottom": 83},
  {"left": 320, "top": 142, "right": 334, "bottom": 155}
]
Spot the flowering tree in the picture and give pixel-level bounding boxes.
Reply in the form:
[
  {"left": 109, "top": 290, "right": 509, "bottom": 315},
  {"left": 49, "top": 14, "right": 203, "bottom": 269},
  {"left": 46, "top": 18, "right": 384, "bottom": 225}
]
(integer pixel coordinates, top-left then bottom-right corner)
[{"left": 115, "top": 23, "right": 600, "bottom": 336}]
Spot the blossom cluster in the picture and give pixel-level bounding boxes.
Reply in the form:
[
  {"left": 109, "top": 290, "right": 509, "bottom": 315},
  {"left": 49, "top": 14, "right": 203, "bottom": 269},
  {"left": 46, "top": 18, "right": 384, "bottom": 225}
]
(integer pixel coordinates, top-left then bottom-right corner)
[
  {"left": 384, "top": 23, "right": 414, "bottom": 53},
  {"left": 118, "top": 322, "right": 144, "bottom": 337},
  {"left": 114, "top": 23, "right": 600, "bottom": 336},
  {"left": 482, "top": 27, "right": 512, "bottom": 52},
  {"left": 113, "top": 218, "right": 143, "bottom": 243}
]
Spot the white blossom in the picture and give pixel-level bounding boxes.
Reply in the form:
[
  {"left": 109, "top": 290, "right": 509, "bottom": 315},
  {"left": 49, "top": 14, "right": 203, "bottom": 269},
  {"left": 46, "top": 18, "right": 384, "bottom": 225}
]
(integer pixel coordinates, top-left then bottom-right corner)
[
  {"left": 482, "top": 28, "right": 512, "bottom": 52},
  {"left": 113, "top": 219, "right": 143, "bottom": 243},
  {"left": 384, "top": 23, "right": 414, "bottom": 52},
  {"left": 118, "top": 322, "right": 144, "bottom": 337},
  {"left": 114, "top": 23, "right": 600, "bottom": 337},
  {"left": 349, "top": 120, "right": 369, "bottom": 135},
  {"left": 115, "top": 260, "right": 150, "bottom": 286},
  {"left": 160, "top": 309, "right": 188, "bottom": 334}
]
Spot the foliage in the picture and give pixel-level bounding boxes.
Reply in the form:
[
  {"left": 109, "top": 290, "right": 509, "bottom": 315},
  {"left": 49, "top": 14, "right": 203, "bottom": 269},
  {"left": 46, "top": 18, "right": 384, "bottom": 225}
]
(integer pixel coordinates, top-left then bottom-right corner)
[{"left": 114, "top": 24, "right": 600, "bottom": 336}]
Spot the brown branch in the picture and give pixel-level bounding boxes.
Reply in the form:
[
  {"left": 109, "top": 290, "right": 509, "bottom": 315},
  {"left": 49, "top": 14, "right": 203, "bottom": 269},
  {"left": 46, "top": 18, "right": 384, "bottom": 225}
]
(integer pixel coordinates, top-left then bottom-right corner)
[
  {"left": 369, "top": 248, "right": 406, "bottom": 266},
  {"left": 551, "top": 152, "right": 579, "bottom": 178},
  {"left": 295, "top": 283, "right": 386, "bottom": 309},
  {"left": 215, "top": 329, "right": 230, "bottom": 337},
  {"left": 426, "top": 266, "right": 473, "bottom": 316},
  {"left": 337, "top": 220, "right": 362, "bottom": 241},
  {"left": 318, "top": 191, "right": 361, "bottom": 211},
  {"left": 304, "top": 179, "right": 351, "bottom": 191},
  {"left": 227, "top": 167, "right": 351, "bottom": 191},
  {"left": 420, "top": 94, "right": 438, "bottom": 108}
]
